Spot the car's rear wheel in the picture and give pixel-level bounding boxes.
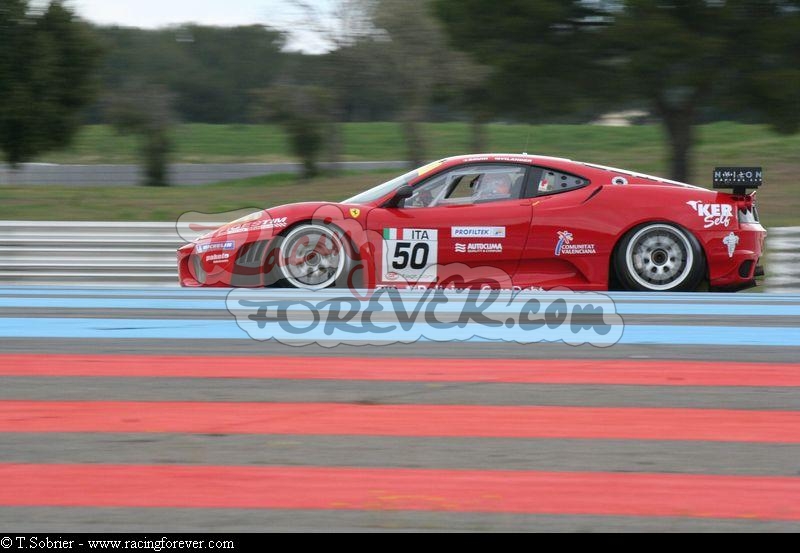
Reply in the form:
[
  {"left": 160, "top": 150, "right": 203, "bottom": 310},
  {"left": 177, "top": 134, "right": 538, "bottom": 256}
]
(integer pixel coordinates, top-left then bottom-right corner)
[
  {"left": 615, "top": 223, "right": 705, "bottom": 292},
  {"left": 274, "top": 223, "right": 352, "bottom": 290}
]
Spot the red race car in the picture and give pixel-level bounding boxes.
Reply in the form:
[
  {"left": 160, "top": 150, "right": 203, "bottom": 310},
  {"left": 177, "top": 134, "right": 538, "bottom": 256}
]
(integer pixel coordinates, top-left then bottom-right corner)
[{"left": 178, "top": 154, "right": 766, "bottom": 292}]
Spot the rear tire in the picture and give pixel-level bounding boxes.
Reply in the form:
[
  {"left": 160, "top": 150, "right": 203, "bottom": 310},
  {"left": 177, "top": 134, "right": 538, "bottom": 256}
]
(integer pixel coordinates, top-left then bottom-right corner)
[{"left": 615, "top": 223, "right": 706, "bottom": 292}]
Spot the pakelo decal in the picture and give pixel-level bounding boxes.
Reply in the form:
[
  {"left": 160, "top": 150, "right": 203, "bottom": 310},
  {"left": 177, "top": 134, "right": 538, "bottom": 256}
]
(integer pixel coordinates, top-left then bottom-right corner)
[{"left": 206, "top": 253, "right": 230, "bottom": 264}]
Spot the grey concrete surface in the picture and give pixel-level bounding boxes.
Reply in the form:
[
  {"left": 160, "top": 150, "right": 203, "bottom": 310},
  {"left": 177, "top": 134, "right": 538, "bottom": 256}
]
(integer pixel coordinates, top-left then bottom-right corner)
[
  {"left": 1, "top": 377, "right": 799, "bottom": 410},
  {"left": 1, "top": 508, "right": 798, "bottom": 533},
  {"left": 3, "top": 336, "right": 800, "bottom": 362},
  {"left": 1, "top": 434, "right": 799, "bottom": 476}
]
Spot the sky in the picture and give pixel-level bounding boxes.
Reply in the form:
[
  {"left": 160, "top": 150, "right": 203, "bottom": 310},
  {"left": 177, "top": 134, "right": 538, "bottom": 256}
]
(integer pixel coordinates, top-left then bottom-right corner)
[{"left": 47, "top": 0, "right": 335, "bottom": 52}]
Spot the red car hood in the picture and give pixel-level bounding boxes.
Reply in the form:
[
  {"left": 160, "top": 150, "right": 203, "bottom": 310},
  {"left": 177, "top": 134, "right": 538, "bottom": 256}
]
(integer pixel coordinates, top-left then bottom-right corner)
[{"left": 195, "top": 202, "right": 370, "bottom": 244}]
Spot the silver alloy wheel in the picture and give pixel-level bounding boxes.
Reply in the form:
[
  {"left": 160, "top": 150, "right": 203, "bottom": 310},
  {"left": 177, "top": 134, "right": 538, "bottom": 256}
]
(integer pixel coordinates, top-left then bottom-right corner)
[
  {"left": 624, "top": 224, "right": 694, "bottom": 291},
  {"left": 278, "top": 224, "right": 346, "bottom": 290}
]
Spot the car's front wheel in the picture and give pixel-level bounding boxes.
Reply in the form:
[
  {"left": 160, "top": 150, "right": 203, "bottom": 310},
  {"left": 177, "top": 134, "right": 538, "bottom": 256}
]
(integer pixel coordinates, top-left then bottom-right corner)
[
  {"left": 615, "top": 223, "right": 706, "bottom": 292},
  {"left": 274, "top": 223, "right": 353, "bottom": 290}
]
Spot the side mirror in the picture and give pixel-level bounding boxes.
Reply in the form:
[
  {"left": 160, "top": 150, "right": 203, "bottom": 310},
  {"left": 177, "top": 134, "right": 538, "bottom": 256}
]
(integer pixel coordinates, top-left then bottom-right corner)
[{"left": 385, "top": 184, "right": 414, "bottom": 208}]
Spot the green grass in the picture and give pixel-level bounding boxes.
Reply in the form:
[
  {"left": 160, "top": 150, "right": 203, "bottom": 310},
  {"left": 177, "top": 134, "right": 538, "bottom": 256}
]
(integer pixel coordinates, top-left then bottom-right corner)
[
  {"left": 34, "top": 121, "right": 800, "bottom": 167},
  {"left": 0, "top": 170, "right": 399, "bottom": 222},
  {"left": 2, "top": 121, "right": 798, "bottom": 225}
]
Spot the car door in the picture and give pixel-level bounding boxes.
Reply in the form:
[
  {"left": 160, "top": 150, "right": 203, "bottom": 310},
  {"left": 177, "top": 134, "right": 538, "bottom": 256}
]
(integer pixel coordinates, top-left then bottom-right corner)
[
  {"left": 366, "top": 163, "right": 535, "bottom": 287},
  {"left": 517, "top": 166, "right": 608, "bottom": 289}
]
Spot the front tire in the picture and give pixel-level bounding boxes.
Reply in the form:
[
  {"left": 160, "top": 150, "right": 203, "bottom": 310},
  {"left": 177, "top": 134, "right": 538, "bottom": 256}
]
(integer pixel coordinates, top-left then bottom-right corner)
[
  {"left": 615, "top": 223, "right": 706, "bottom": 292},
  {"left": 274, "top": 223, "right": 353, "bottom": 290}
]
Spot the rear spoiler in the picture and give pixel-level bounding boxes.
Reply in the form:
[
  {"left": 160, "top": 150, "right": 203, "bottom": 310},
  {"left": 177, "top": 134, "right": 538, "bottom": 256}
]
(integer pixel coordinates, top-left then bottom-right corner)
[{"left": 713, "top": 167, "right": 762, "bottom": 195}]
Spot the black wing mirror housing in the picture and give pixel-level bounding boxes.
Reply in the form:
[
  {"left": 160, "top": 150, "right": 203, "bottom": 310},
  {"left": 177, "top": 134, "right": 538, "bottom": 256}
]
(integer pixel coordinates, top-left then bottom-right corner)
[{"left": 384, "top": 184, "right": 414, "bottom": 208}]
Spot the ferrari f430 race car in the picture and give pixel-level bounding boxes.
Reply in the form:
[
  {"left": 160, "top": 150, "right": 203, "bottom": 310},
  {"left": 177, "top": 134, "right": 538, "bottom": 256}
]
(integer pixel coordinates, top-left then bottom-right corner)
[{"left": 178, "top": 155, "right": 766, "bottom": 292}]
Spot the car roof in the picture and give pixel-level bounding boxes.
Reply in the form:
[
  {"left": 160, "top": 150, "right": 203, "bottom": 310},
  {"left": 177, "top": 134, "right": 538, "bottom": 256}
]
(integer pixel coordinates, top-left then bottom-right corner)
[
  {"left": 440, "top": 153, "right": 571, "bottom": 166},
  {"left": 437, "top": 153, "right": 619, "bottom": 173},
  {"left": 435, "top": 154, "right": 706, "bottom": 190}
]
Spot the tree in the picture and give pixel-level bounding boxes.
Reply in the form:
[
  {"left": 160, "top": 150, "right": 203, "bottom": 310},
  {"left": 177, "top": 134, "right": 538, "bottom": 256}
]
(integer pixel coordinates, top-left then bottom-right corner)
[
  {"left": 0, "top": 0, "right": 100, "bottom": 166},
  {"left": 367, "top": 0, "right": 488, "bottom": 166},
  {"left": 287, "top": 0, "right": 398, "bottom": 162},
  {"left": 253, "top": 84, "right": 334, "bottom": 178},
  {"left": 290, "top": 0, "right": 489, "bottom": 165},
  {"left": 95, "top": 25, "right": 287, "bottom": 124},
  {"left": 716, "top": 1, "right": 800, "bottom": 134},
  {"left": 435, "top": 0, "right": 800, "bottom": 182},
  {"left": 603, "top": 0, "right": 800, "bottom": 181},
  {"left": 434, "top": 0, "right": 604, "bottom": 122},
  {"left": 108, "top": 83, "right": 175, "bottom": 186}
]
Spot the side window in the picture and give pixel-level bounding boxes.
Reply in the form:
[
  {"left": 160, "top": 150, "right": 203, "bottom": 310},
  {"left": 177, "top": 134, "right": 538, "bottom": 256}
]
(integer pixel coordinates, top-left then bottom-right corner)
[
  {"left": 530, "top": 168, "right": 589, "bottom": 196},
  {"left": 403, "top": 164, "right": 528, "bottom": 208}
]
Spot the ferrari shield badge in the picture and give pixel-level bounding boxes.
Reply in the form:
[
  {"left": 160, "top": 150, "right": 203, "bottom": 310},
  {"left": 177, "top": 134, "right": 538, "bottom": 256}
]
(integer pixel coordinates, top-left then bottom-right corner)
[{"left": 349, "top": 208, "right": 361, "bottom": 218}]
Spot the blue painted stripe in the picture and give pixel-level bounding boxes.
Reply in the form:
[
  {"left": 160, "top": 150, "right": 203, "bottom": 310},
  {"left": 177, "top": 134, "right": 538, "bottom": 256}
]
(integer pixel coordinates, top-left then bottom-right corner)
[
  {"left": 1, "top": 286, "right": 799, "bottom": 304},
  {"left": 2, "top": 295, "right": 800, "bottom": 316},
  {"left": 0, "top": 317, "right": 798, "bottom": 346},
  {"left": 0, "top": 318, "right": 243, "bottom": 340},
  {"left": 618, "top": 325, "right": 800, "bottom": 347},
  {"left": 619, "top": 302, "right": 800, "bottom": 316}
]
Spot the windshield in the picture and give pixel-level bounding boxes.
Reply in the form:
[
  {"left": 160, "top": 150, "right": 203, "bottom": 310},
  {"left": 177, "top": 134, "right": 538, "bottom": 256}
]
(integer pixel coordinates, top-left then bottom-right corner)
[{"left": 342, "top": 168, "right": 419, "bottom": 205}]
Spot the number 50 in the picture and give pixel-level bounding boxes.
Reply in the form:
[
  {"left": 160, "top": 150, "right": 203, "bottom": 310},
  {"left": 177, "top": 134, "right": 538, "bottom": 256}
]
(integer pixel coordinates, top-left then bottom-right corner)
[{"left": 392, "top": 241, "right": 429, "bottom": 270}]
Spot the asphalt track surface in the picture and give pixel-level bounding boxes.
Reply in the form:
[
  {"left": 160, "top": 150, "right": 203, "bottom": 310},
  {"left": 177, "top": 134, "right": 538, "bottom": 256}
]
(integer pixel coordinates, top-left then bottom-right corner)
[{"left": 1, "top": 287, "right": 800, "bottom": 532}]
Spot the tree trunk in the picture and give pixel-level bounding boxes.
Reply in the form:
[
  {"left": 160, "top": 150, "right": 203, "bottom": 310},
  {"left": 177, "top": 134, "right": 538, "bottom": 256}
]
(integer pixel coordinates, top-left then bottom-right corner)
[
  {"left": 470, "top": 114, "right": 488, "bottom": 154},
  {"left": 327, "top": 121, "right": 343, "bottom": 167},
  {"left": 326, "top": 100, "right": 345, "bottom": 168},
  {"left": 659, "top": 105, "right": 695, "bottom": 183},
  {"left": 402, "top": 106, "right": 426, "bottom": 168},
  {"left": 302, "top": 160, "right": 317, "bottom": 179},
  {"left": 142, "top": 130, "right": 171, "bottom": 186}
]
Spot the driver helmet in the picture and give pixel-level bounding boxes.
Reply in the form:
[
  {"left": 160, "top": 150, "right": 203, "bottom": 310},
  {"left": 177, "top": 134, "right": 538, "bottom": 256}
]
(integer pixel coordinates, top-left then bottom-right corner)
[{"left": 477, "top": 173, "right": 512, "bottom": 198}]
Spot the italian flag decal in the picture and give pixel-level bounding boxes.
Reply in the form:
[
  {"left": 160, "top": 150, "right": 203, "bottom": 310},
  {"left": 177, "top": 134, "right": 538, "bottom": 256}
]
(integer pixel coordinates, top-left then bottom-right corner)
[{"left": 383, "top": 228, "right": 398, "bottom": 240}]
